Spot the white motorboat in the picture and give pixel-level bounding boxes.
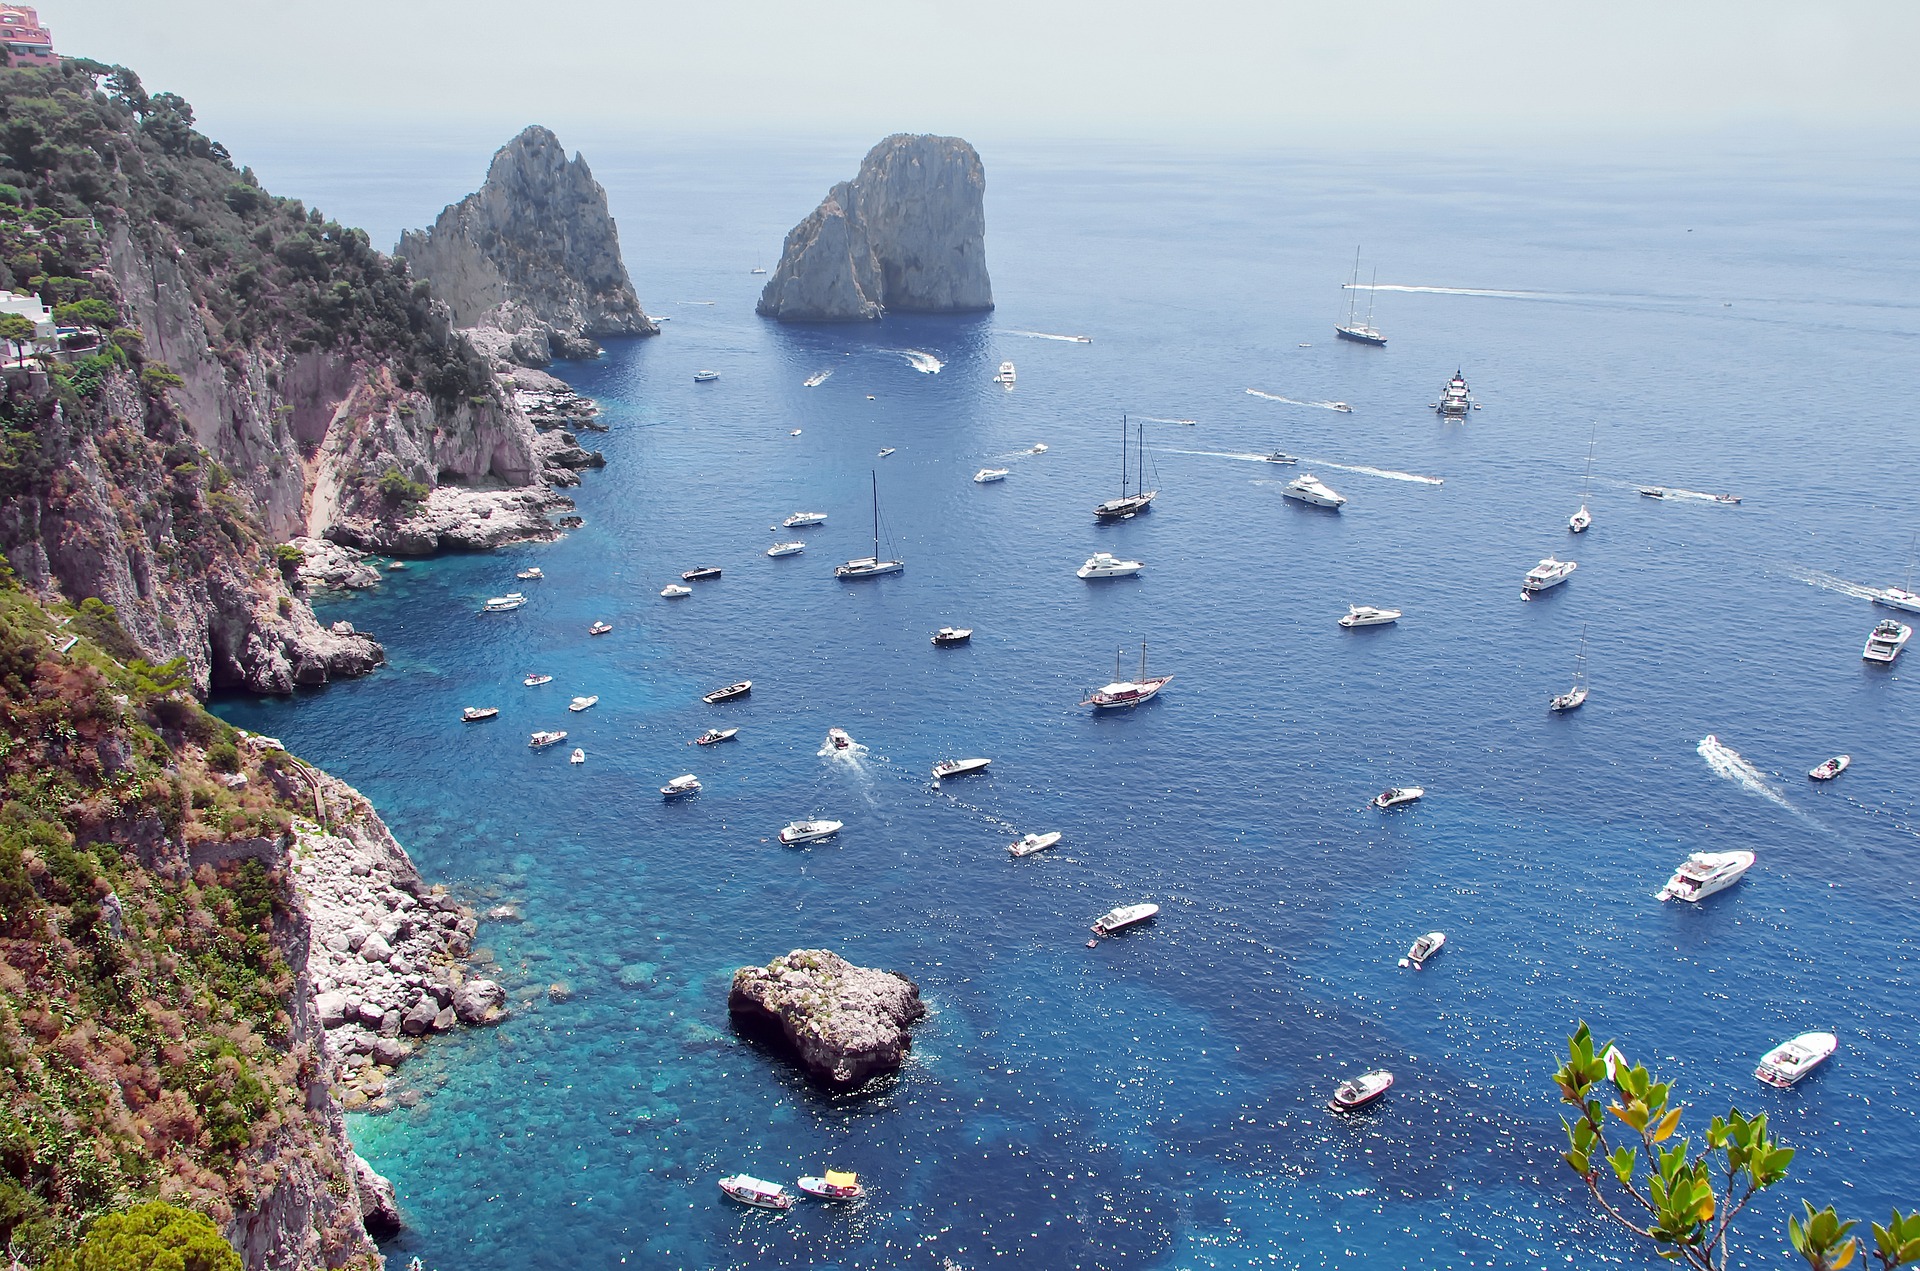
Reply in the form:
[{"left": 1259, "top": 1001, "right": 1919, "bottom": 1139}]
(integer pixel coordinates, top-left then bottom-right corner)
[
  {"left": 1639, "top": 486, "right": 1667, "bottom": 499},
  {"left": 569, "top": 748, "right": 584, "bottom": 764},
  {"left": 1399, "top": 931, "right": 1445, "bottom": 969},
  {"left": 877, "top": 447, "right": 895, "bottom": 458},
  {"left": 661, "top": 774, "right": 701, "bottom": 799},
  {"left": 693, "top": 369, "right": 720, "bottom": 383},
  {"left": 932, "top": 626, "right": 973, "bottom": 646},
  {"left": 994, "top": 360, "right": 1016, "bottom": 385},
  {"left": 1090, "top": 902, "right": 1159, "bottom": 935},
  {"left": 694, "top": 727, "right": 738, "bottom": 746},
  {"left": 681, "top": 566, "right": 723, "bottom": 581},
  {"left": 1328, "top": 1070, "right": 1393, "bottom": 1112},
  {"left": 779, "top": 819, "right": 843, "bottom": 845},
  {"left": 482, "top": 593, "right": 527, "bottom": 612},
  {"left": 568, "top": 695, "right": 598, "bottom": 712},
  {"left": 1334, "top": 248, "right": 1387, "bottom": 346},
  {"left": 1372, "top": 786, "right": 1423, "bottom": 809},
  {"left": 837, "top": 472, "right": 904, "bottom": 578},
  {"left": 717, "top": 1175, "right": 793, "bottom": 1211},
  {"left": 825, "top": 727, "right": 856, "bottom": 751},
  {"left": 523, "top": 673, "right": 553, "bottom": 686},
  {"left": 660, "top": 584, "right": 692, "bottom": 598},
  {"left": 1007, "top": 831, "right": 1061, "bottom": 857},
  {"left": 1522, "top": 556, "right": 1578, "bottom": 595},
  {"left": 1715, "top": 493, "right": 1741, "bottom": 505},
  {"left": 1283, "top": 473, "right": 1346, "bottom": 508},
  {"left": 1808, "top": 754, "right": 1850, "bottom": 781},
  {"left": 1863, "top": 618, "right": 1912, "bottom": 663},
  {"left": 588, "top": 621, "right": 613, "bottom": 635},
  {"left": 461, "top": 706, "right": 498, "bottom": 722},
  {"left": 1329, "top": 402, "right": 1353, "bottom": 413},
  {"left": 1655, "top": 849, "right": 1755, "bottom": 902},
  {"left": 803, "top": 370, "right": 831, "bottom": 387},
  {"left": 702, "top": 681, "right": 752, "bottom": 703},
  {"left": 1754, "top": 1032, "right": 1838, "bottom": 1089},
  {"left": 1029, "top": 443, "right": 1048, "bottom": 454},
  {"left": 973, "top": 468, "right": 1010, "bottom": 483},
  {"left": 783, "top": 511, "right": 828, "bottom": 528},
  {"left": 528, "top": 730, "right": 568, "bottom": 749},
  {"left": 795, "top": 1170, "right": 864, "bottom": 1201},
  {"left": 791, "top": 428, "right": 803, "bottom": 436},
  {"left": 1077, "top": 552, "right": 1143, "bottom": 579},
  {"left": 1550, "top": 625, "right": 1590, "bottom": 712},
  {"left": 1432, "top": 370, "right": 1474, "bottom": 418},
  {"left": 767, "top": 541, "right": 805, "bottom": 557},
  {"left": 932, "top": 757, "right": 991, "bottom": 780},
  {"left": 1339, "top": 605, "right": 1401, "bottom": 628},
  {"left": 1262, "top": 451, "right": 1299, "bottom": 464},
  {"left": 1093, "top": 417, "right": 1157, "bottom": 519},
  {"left": 516, "top": 567, "right": 544, "bottom": 580},
  {"left": 1082, "top": 644, "right": 1172, "bottom": 709}
]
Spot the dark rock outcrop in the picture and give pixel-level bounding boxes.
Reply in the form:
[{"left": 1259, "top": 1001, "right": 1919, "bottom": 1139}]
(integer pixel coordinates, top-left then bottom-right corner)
[
  {"left": 398, "top": 126, "right": 656, "bottom": 362},
  {"left": 728, "top": 949, "right": 926, "bottom": 1087},
  {"left": 757, "top": 134, "right": 992, "bottom": 322}
]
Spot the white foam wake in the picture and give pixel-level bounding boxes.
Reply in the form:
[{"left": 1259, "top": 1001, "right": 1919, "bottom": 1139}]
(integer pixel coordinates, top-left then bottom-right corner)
[
  {"left": 899, "top": 349, "right": 944, "bottom": 373},
  {"left": 1158, "top": 449, "right": 1444, "bottom": 486},
  {"left": 1004, "top": 329, "right": 1093, "bottom": 343},
  {"left": 1245, "top": 388, "right": 1351, "bottom": 412},
  {"left": 1696, "top": 735, "right": 1793, "bottom": 809},
  {"left": 1135, "top": 415, "right": 1198, "bottom": 426},
  {"left": 1346, "top": 284, "right": 1561, "bottom": 300},
  {"left": 1782, "top": 566, "right": 1881, "bottom": 602}
]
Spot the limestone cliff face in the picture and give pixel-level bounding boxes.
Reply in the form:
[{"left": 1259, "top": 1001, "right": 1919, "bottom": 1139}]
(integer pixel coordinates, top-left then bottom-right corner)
[
  {"left": 757, "top": 134, "right": 993, "bottom": 322},
  {"left": 397, "top": 126, "right": 656, "bottom": 362}
]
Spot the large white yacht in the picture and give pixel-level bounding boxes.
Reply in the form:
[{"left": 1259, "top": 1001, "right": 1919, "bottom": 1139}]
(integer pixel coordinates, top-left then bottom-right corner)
[
  {"left": 1755, "top": 1032, "right": 1838, "bottom": 1088},
  {"left": 778, "top": 819, "right": 843, "bottom": 845},
  {"left": 974, "top": 468, "right": 1010, "bottom": 483},
  {"left": 1878, "top": 587, "right": 1920, "bottom": 614},
  {"left": 1283, "top": 473, "right": 1346, "bottom": 508},
  {"left": 1655, "top": 850, "right": 1755, "bottom": 903},
  {"left": 994, "top": 361, "right": 1016, "bottom": 386},
  {"left": 837, "top": 472, "right": 904, "bottom": 578},
  {"left": 782, "top": 511, "right": 828, "bottom": 528},
  {"left": 1338, "top": 605, "right": 1401, "bottom": 628},
  {"left": 766, "top": 541, "right": 805, "bottom": 557},
  {"left": 1090, "top": 903, "right": 1159, "bottom": 935},
  {"left": 1431, "top": 370, "right": 1474, "bottom": 419},
  {"left": 1077, "top": 552, "right": 1143, "bottom": 580},
  {"left": 1522, "top": 556, "right": 1578, "bottom": 595},
  {"left": 1863, "top": 618, "right": 1912, "bottom": 663}
]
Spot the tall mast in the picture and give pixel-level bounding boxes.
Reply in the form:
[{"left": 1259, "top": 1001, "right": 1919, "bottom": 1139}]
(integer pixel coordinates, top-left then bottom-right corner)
[
  {"left": 870, "top": 470, "right": 879, "bottom": 561},
  {"left": 1121, "top": 414, "right": 1129, "bottom": 497},
  {"left": 1345, "top": 246, "right": 1362, "bottom": 326},
  {"left": 1114, "top": 647, "right": 1123, "bottom": 681},
  {"left": 1365, "top": 267, "right": 1378, "bottom": 330},
  {"left": 1581, "top": 423, "right": 1596, "bottom": 499},
  {"left": 1139, "top": 642, "right": 1148, "bottom": 681},
  {"left": 1575, "top": 623, "right": 1588, "bottom": 688}
]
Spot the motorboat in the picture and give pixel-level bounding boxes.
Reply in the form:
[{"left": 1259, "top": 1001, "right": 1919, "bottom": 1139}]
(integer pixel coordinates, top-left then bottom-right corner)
[
  {"left": 717, "top": 1175, "right": 793, "bottom": 1210},
  {"left": 973, "top": 468, "right": 1010, "bottom": 483},
  {"left": 877, "top": 447, "right": 895, "bottom": 457},
  {"left": 1754, "top": 1032, "right": 1838, "bottom": 1089},
  {"left": 693, "top": 369, "right": 720, "bottom": 383},
  {"left": 1082, "top": 644, "right": 1172, "bottom": 709},
  {"left": 932, "top": 626, "right": 973, "bottom": 646},
  {"left": 1639, "top": 486, "right": 1667, "bottom": 499},
  {"left": 1372, "top": 786, "right": 1423, "bottom": 809},
  {"left": 779, "top": 819, "right": 843, "bottom": 845},
  {"left": 661, "top": 774, "right": 701, "bottom": 799},
  {"left": 1093, "top": 417, "right": 1157, "bottom": 519},
  {"left": 1007, "top": 831, "right": 1061, "bottom": 857},
  {"left": 825, "top": 728, "right": 856, "bottom": 751},
  {"left": 1262, "top": 451, "right": 1299, "bottom": 464},
  {"left": 767, "top": 541, "right": 805, "bottom": 557},
  {"left": 1808, "top": 754, "right": 1850, "bottom": 781},
  {"left": 1399, "top": 931, "right": 1446, "bottom": 969},
  {"left": 1431, "top": 370, "right": 1474, "bottom": 419},
  {"left": 1090, "top": 902, "right": 1159, "bottom": 936},
  {"left": 1282, "top": 473, "right": 1346, "bottom": 508},
  {"left": 660, "top": 584, "right": 692, "bottom": 598},
  {"left": 837, "top": 472, "right": 904, "bottom": 578},
  {"left": 481, "top": 593, "right": 527, "bottom": 612},
  {"left": 783, "top": 511, "right": 828, "bottom": 528},
  {"left": 386, "top": 561, "right": 406, "bottom": 571},
  {"left": 523, "top": 673, "right": 553, "bottom": 687},
  {"left": 1335, "top": 248, "right": 1387, "bottom": 346},
  {"left": 461, "top": 706, "right": 498, "bottom": 722},
  {"left": 1655, "top": 850, "right": 1755, "bottom": 903},
  {"left": 1715, "top": 493, "right": 1741, "bottom": 505},
  {"left": 1550, "top": 625, "right": 1590, "bottom": 712},
  {"left": 695, "top": 728, "right": 738, "bottom": 747},
  {"left": 1863, "top": 618, "right": 1912, "bottom": 663},
  {"left": 588, "top": 621, "right": 613, "bottom": 636},
  {"left": 516, "top": 567, "right": 544, "bottom": 580},
  {"left": 1338, "top": 605, "right": 1401, "bottom": 628},
  {"left": 796, "top": 1170, "right": 864, "bottom": 1201},
  {"left": 1328, "top": 1070, "right": 1394, "bottom": 1112},
  {"left": 528, "top": 730, "right": 568, "bottom": 749},
  {"left": 1522, "top": 556, "right": 1578, "bottom": 595},
  {"left": 681, "top": 566, "right": 723, "bottom": 581},
  {"left": 803, "top": 370, "right": 830, "bottom": 388},
  {"left": 932, "top": 757, "right": 991, "bottom": 780},
  {"left": 1077, "top": 552, "right": 1143, "bottom": 580},
  {"left": 791, "top": 429, "right": 803, "bottom": 436},
  {"left": 568, "top": 695, "right": 598, "bottom": 712},
  {"left": 994, "top": 360, "right": 1016, "bottom": 385},
  {"left": 702, "top": 681, "right": 752, "bottom": 704},
  {"left": 1030, "top": 443, "right": 1048, "bottom": 454},
  {"left": 569, "top": 748, "right": 584, "bottom": 764},
  {"left": 1329, "top": 402, "right": 1353, "bottom": 413}
]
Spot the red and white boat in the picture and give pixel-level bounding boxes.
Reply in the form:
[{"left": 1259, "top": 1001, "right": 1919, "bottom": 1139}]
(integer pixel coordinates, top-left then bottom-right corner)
[
  {"left": 1082, "top": 644, "right": 1172, "bottom": 710},
  {"left": 1755, "top": 1032, "right": 1837, "bottom": 1088},
  {"left": 1329, "top": 1069, "right": 1394, "bottom": 1112}
]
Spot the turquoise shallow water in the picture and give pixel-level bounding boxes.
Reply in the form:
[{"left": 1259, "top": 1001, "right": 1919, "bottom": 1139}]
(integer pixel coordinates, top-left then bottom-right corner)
[{"left": 215, "top": 141, "right": 1920, "bottom": 1269}]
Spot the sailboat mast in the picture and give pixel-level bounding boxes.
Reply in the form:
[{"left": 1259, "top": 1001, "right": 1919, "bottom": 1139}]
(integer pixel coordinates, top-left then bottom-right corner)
[
  {"left": 1345, "top": 246, "right": 1362, "bottom": 326},
  {"left": 870, "top": 471, "right": 879, "bottom": 561},
  {"left": 1139, "top": 642, "right": 1147, "bottom": 681},
  {"left": 1121, "top": 414, "right": 1129, "bottom": 497},
  {"left": 1365, "top": 267, "right": 1378, "bottom": 329}
]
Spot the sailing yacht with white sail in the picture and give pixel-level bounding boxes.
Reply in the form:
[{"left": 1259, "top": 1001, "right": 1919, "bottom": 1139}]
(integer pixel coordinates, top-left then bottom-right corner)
[
  {"left": 1093, "top": 417, "right": 1157, "bottom": 520},
  {"left": 1335, "top": 248, "right": 1386, "bottom": 346},
  {"left": 836, "top": 472, "right": 904, "bottom": 578}
]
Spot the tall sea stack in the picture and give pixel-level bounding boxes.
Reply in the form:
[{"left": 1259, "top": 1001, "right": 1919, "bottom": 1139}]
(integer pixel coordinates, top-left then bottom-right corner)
[{"left": 757, "top": 134, "right": 992, "bottom": 322}]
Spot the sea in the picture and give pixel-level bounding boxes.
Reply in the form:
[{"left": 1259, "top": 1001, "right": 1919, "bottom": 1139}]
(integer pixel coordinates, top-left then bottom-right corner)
[{"left": 213, "top": 135, "right": 1920, "bottom": 1270}]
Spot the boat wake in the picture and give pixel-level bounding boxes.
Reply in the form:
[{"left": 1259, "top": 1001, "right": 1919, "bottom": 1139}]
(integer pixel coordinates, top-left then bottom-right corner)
[
  {"left": 1246, "top": 389, "right": 1350, "bottom": 412},
  {"left": 1696, "top": 735, "right": 1795, "bottom": 811},
  {"left": 1134, "top": 415, "right": 1198, "bottom": 426},
  {"left": 1655, "top": 486, "right": 1723, "bottom": 502},
  {"left": 1782, "top": 566, "right": 1881, "bottom": 602},
  {"left": 803, "top": 370, "right": 832, "bottom": 387},
  {"left": 898, "top": 349, "right": 945, "bottom": 374},
  {"left": 1348, "top": 284, "right": 1569, "bottom": 301},
  {"left": 818, "top": 738, "right": 871, "bottom": 761},
  {"left": 1003, "top": 329, "right": 1092, "bottom": 343},
  {"left": 1158, "top": 448, "right": 1443, "bottom": 486}
]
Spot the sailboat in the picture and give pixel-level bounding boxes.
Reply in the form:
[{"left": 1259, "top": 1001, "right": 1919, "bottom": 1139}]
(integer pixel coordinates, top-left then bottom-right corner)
[
  {"left": 1569, "top": 425, "right": 1596, "bottom": 534},
  {"left": 1093, "top": 416, "right": 1157, "bottom": 520},
  {"left": 1335, "top": 248, "right": 1386, "bottom": 346},
  {"left": 1550, "top": 625, "right": 1590, "bottom": 712},
  {"left": 1877, "top": 532, "right": 1920, "bottom": 614},
  {"left": 836, "top": 471, "right": 904, "bottom": 578},
  {"left": 1081, "top": 643, "right": 1173, "bottom": 709}
]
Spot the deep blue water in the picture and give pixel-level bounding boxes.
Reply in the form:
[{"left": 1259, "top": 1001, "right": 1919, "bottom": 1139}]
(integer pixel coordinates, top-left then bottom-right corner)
[{"left": 215, "top": 142, "right": 1920, "bottom": 1270}]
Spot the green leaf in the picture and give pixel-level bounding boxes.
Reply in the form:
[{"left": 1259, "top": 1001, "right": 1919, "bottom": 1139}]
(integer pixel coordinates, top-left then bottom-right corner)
[{"left": 1609, "top": 1146, "right": 1637, "bottom": 1186}]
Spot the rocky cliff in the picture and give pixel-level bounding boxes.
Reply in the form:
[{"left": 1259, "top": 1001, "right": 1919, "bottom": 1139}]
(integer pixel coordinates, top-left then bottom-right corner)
[
  {"left": 729, "top": 949, "right": 927, "bottom": 1088},
  {"left": 397, "top": 126, "right": 655, "bottom": 363},
  {"left": 756, "top": 134, "right": 992, "bottom": 322}
]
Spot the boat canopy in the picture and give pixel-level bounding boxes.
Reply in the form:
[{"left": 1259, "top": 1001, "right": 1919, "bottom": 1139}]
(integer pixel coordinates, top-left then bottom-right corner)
[{"left": 825, "top": 1170, "right": 858, "bottom": 1188}]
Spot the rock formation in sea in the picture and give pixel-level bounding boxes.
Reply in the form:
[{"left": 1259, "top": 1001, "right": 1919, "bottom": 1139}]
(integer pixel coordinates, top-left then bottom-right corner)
[
  {"left": 729, "top": 949, "right": 928, "bottom": 1087},
  {"left": 756, "top": 134, "right": 993, "bottom": 322},
  {"left": 398, "top": 125, "right": 656, "bottom": 363}
]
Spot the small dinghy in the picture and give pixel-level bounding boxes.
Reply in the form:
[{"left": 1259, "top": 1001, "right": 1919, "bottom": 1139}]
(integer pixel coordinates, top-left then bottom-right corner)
[
  {"left": 461, "top": 706, "right": 498, "bottom": 722},
  {"left": 932, "top": 757, "right": 991, "bottom": 780},
  {"left": 523, "top": 673, "right": 553, "bottom": 687},
  {"left": 1090, "top": 902, "right": 1159, "bottom": 936},
  {"left": 717, "top": 1174, "right": 793, "bottom": 1210},
  {"left": 1008, "top": 831, "right": 1061, "bottom": 858},
  {"left": 1754, "top": 1031, "right": 1837, "bottom": 1088},
  {"left": 588, "top": 621, "right": 613, "bottom": 636},
  {"left": 694, "top": 728, "right": 738, "bottom": 746},
  {"left": 1399, "top": 931, "right": 1445, "bottom": 969},
  {"left": 1372, "top": 786, "right": 1424, "bottom": 810},
  {"left": 568, "top": 695, "right": 598, "bottom": 712},
  {"left": 795, "top": 1170, "right": 865, "bottom": 1201},
  {"left": 569, "top": 748, "right": 585, "bottom": 765},
  {"left": 702, "top": 681, "right": 752, "bottom": 704},
  {"left": 932, "top": 626, "right": 973, "bottom": 646},
  {"left": 661, "top": 774, "right": 701, "bottom": 800},
  {"left": 1329, "top": 1070, "right": 1394, "bottom": 1112},
  {"left": 1808, "top": 754, "right": 1850, "bottom": 781}
]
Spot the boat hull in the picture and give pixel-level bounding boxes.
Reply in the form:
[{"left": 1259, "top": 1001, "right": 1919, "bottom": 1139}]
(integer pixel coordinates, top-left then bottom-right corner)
[
  {"left": 1335, "top": 327, "right": 1386, "bottom": 347},
  {"left": 1876, "top": 588, "right": 1920, "bottom": 614},
  {"left": 836, "top": 559, "right": 904, "bottom": 578}
]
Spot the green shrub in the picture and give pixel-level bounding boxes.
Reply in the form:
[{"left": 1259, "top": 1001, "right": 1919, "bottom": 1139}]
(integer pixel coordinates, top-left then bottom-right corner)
[
  {"left": 59, "top": 1201, "right": 242, "bottom": 1271},
  {"left": 376, "top": 465, "right": 428, "bottom": 510}
]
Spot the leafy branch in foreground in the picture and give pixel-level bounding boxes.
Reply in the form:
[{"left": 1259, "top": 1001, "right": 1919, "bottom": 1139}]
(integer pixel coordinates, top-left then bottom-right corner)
[{"left": 1553, "top": 1022, "right": 1915, "bottom": 1271}]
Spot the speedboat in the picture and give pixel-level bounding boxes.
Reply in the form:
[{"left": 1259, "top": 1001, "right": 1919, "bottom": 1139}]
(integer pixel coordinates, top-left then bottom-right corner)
[
  {"left": 1569, "top": 505, "right": 1592, "bottom": 533},
  {"left": 569, "top": 748, "right": 584, "bottom": 764},
  {"left": 1373, "top": 786, "right": 1423, "bottom": 809},
  {"left": 932, "top": 757, "right": 991, "bottom": 780},
  {"left": 523, "top": 673, "right": 553, "bottom": 687},
  {"left": 661, "top": 774, "right": 701, "bottom": 799},
  {"left": 1030, "top": 443, "right": 1048, "bottom": 454},
  {"left": 693, "top": 369, "right": 720, "bottom": 383},
  {"left": 702, "top": 681, "right": 752, "bottom": 704},
  {"left": 932, "top": 626, "right": 973, "bottom": 646},
  {"left": 1399, "top": 931, "right": 1445, "bottom": 969},
  {"left": 1754, "top": 1032, "right": 1838, "bottom": 1089},
  {"left": 588, "top": 621, "right": 613, "bottom": 636},
  {"left": 660, "top": 584, "right": 692, "bottom": 598},
  {"left": 1639, "top": 486, "right": 1667, "bottom": 499},
  {"left": 876, "top": 448, "right": 896, "bottom": 459},
  {"left": 1339, "top": 605, "right": 1401, "bottom": 628},
  {"left": 1082, "top": 645, "right": 1172, "bottom": 709},
  {"left": 1655, "top": 850, "right": 1755, "bottom": 902},
  {"left": 461, "top": 706, "right": 498, "bottom": 722},
  {"left": 681, "top": 566, "right": 722, "bottom": 581},
  {"left": 1808, "top": 754, "right": 1850, "bottom": 781},
  {"left": 528, "top": 730, "right": 568, "bottom": 749},
  {"left": 568, "top": 695, "right": 598, "bottom": 712},
  {"left": 796, "top": 1170, "right": 864, "bottom": 1201},
  {"left": 481, "top": 593, "right": 527, "bottom": 612},
  {"left": 973, "top": 468, "right": 1010, "bottom": 483},
  {"left": 1077, "top": 552, "right": 1143, "bottom": 579},
  {"left": 1715, "top": 493, "right": 1741, "bottom": 505},
  {"left": 1876, "top": 587, "right": 1920, "bottom": 614},
  {"left": 791, "top": 428, "right": 803, "bottom": 436},
  {"left": 1863, "top": 618, "right": 1911, "bottom": 663},
  {"left": 767, "top": 541, "right": 805, "bottom": 557},
  {"left": 1283, "top": 473, "right": 1346, "bottom": 508},
  {"left": 1007, "top": 831, "right": 1061, "bottom": 857},
  {"left": 1262, "top": 451, "right": 1299, "bottom": 464},
  {"left": 994, "top": 360, "right": 1016, "bottom": 385},
  {"left": 717, "top": 1175, "right": 792, "bottom": 1210},
  {"left": 1432, "top": 370, "right": 1473, "bottom": 418},
  {"left": 1522, "top": 556, "right": 1578, "bottom": 595},
  {"left": 695, "top": 728, "right": 738, "bottom": 746},
  {"left": 783, "top": 511, "right": 828, "bottom": 528},
  {"left": 803, "top": 371, "right": 830, "bottom": 388},
  {"left": 516, "top": 567, "right": 544, "bottom": 580},
  {"left": 1090, "top": 902, "right": 1159, "bottom": 936},
  {"left": 779, "top": 819, "right": 843, "bottom": 845},
  {"left": 1329, "top": 402, "right": 1353, "bottom": 413},
  {"left": 825, "top": 728, "right": 856, "bottom": 751},
  {"left": 1328, "top": 1070, "right": 1393, "bottom": 1112}
]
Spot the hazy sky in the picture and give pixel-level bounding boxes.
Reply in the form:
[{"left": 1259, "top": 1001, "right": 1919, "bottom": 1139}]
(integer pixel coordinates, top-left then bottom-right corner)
[{"left": 51, "top": 1, "right": 1920, "bottom": 150}]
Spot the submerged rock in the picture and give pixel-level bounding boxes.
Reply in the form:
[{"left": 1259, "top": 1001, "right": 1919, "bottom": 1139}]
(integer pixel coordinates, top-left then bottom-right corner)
[{"left": 728, "top": 949, "right": 926, "bottom": 1088}]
